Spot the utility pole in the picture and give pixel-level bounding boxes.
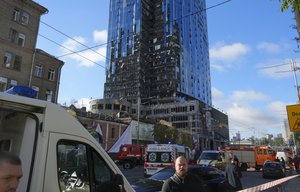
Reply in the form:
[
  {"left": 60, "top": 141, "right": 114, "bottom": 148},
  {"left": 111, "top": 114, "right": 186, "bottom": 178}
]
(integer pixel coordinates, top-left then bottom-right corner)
[
  {"left": 292, "top": 59, "right": 300, "bottom": 103},
  {"left": 291, "top": 59, "right": 299, "bottom": 152}
]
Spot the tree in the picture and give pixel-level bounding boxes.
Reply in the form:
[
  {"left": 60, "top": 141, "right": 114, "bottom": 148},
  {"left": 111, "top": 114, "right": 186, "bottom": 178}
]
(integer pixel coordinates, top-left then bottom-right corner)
[
  {"left": 178, "top": 128, "right": 193, "bottom": 148},
  {"left": 274, "top": 137, "right": 285, "bottom": 146},
  {"left": 277, "top": 0, "right": 300, "bottom": 11},
  {"left": 153, "top": 123, "right": 178, "bottom": 144}
]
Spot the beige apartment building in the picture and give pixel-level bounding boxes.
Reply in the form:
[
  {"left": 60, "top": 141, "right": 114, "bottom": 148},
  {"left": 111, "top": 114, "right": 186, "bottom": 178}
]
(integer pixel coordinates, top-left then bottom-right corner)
[{"left": 0, "top": 0, "right": 63, "bottom": 103}]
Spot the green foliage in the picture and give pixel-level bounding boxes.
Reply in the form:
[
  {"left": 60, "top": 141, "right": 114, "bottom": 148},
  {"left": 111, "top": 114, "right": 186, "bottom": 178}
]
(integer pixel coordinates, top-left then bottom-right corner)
[
  {"left": 277, "top": 0, "right": 300, "bottom": 12},
  {"left": 294, "top": 132, "right": 300, "bottom": 148},
  {"left": 153, "top": 123, "right": 178, "bottom": 144},
  {"left": 180, "top": 131, "right": 193, "bottom": 148},
  {"left": 273, "top": 137, "right": 285, "bottom": 146}
]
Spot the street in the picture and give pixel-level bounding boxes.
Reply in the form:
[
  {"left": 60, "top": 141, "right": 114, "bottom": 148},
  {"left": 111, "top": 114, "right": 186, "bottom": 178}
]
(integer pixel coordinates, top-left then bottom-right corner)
[{"left": 120, "top": 165, "right": 300, "bottom": 191}]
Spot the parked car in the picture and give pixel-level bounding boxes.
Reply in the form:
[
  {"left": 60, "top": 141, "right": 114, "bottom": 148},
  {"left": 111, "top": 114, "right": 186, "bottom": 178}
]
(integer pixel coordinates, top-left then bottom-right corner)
[
  {"left": 132, "top": 165, "right": 231, "bottom": 192},
  {"left": 262, "top": 162, "right": 286, "bottom": 179}
]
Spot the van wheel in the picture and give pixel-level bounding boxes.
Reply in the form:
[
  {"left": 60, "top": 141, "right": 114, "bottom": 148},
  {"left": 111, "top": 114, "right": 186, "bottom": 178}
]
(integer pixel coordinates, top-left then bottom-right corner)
[{"left": 123, "top": 161, "right": 132, "bottom": 169}]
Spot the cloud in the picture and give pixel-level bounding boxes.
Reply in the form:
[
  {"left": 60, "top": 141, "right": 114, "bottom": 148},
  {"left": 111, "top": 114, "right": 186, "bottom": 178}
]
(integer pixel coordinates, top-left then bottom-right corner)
[
  {"left": 74, "top": 98, "right": 92, "bottom": 111},
  {"left": 257, "top": 42, "right": 280, "bottom": 54},
  {"left": 227, "top": 103, "right": 279, "bottom": 136},
  {"left": 267, "top": 101, "right": 288, "bottom": 118},
  {"left": 209, "top": 42, "right": 250, "bottom": 72},
  {"left": 211, "top": 63, "right": 226, "bottom": 72},
  {"left": 210, "top": 42, "right": 250, "bottom": 62},
  {"left": 212, "top": 89, "right": 284, "bottom": 138},
  {"left": 212, "top": 87, "right": 224, "bottom": 101},
  {"left": 60, "top": 31, "right": 107, "bottom": 68},
  {"left": 231, "top": 90, "right": 269, "bottom": 102},
  {"left": 93, "top": 30, "right": 107, "bottom": 43}
]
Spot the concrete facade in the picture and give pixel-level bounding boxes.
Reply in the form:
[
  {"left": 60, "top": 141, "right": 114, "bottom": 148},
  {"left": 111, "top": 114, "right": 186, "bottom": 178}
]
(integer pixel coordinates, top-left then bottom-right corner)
[{"left": 0, "top": 0, "right": 63, "bottom": 103}]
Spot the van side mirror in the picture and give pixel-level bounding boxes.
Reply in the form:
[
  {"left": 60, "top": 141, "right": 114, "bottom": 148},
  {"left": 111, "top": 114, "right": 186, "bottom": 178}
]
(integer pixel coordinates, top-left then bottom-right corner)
[{"left": 115, "top": 174, "right": 124, "bottom": 185}]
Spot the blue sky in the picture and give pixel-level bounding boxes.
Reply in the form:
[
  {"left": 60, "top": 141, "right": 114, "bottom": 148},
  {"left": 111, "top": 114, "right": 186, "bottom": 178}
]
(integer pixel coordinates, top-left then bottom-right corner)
[{"left": 34, "top": 0, "right": 299, "bottom": 139}]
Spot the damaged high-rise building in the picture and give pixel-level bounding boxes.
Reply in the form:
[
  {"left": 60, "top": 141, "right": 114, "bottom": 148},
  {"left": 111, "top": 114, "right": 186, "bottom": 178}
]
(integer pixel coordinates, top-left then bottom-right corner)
[
  {"left": 104, "top": 0, "right": 211, "bottom": 105},
  {"left": 100, "top": 0, "right": 229, "bottom": 149}
]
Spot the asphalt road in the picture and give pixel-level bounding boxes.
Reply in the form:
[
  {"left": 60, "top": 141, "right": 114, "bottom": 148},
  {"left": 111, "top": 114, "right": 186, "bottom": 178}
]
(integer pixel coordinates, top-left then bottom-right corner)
[{"left": 120, "top": 165, "right": 300, "bottom": 191}]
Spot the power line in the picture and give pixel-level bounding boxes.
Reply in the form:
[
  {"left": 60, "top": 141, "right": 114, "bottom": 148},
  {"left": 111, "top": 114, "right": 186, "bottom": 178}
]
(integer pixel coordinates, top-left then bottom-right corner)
[
  {"left": 40, "top": 20, "right": 108, "bottom": 61},
  {"left": 57, "top": 44, "right": 104, "bottom": 58},
  {"left": 172, "top": 0, "right": 233, "bottom": 22},
  {"left": 38, "top": 33, "right": 106, "bottom": 69},
  {"left": 258, "top": 63, "right": 291, "bottom": 70}
]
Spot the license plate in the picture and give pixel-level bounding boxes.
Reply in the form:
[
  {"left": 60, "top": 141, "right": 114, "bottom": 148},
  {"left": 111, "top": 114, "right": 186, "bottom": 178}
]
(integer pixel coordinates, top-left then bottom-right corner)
[{"left": 147, "top": 168, "right": 158, "bottom": 175}]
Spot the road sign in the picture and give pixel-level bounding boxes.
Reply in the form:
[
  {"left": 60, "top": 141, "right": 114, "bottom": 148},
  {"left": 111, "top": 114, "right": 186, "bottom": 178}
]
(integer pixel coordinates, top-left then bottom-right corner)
[{"left": 286, "top": 104, "right": 300, "bottom": 132}]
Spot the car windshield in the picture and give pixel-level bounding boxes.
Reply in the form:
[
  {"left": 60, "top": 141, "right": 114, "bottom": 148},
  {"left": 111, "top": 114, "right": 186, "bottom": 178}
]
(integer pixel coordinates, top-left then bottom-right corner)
[
  {"left": 149, "top": 168, "right": 175, "bottom": 181},
  {"left": 200, "top": 152, "right": 219, "bottom": 160},
  {"left": 265, "top": 163, "right": 281, "bottom": 168}
]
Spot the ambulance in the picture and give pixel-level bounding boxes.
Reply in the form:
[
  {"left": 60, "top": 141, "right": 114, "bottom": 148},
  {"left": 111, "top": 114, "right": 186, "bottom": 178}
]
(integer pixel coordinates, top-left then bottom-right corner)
[{"left": 144, "top": 144, "right": 190, "bottom": 177}]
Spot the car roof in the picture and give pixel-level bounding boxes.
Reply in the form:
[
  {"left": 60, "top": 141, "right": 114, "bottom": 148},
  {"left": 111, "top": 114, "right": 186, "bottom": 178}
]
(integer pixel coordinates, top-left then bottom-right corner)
[
  {"left": 265, "top": 161, "right": 281, "bottom": 164},
  {"left": 202, "top": 150, "right": 223, "bottom": 153}
]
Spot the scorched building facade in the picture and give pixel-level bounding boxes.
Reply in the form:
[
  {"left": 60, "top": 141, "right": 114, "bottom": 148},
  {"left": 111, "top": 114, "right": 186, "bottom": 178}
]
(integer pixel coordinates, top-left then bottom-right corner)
[{"left": 104, "top": 0, "right": 211, "bottom": 105}]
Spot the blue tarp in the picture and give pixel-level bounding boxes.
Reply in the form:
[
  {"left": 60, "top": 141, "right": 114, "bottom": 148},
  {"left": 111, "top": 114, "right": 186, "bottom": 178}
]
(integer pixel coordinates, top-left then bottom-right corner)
[{"left": 4, "top": 86, "right": 37, "bottom": 98}]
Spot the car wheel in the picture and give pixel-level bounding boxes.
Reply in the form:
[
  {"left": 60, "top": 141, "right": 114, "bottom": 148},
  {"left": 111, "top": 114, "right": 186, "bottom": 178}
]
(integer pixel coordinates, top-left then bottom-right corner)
[{"left": 123, "top": 161, "right": 132, "bottom": 169}]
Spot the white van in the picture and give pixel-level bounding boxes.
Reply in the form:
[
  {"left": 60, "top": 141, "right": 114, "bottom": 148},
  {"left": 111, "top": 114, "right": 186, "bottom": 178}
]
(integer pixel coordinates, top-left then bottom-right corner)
[
  {"left": 0, "top": 93, "right": 134, "bottom": 192},
  {"left": 197, "top": 150, "right": 227, "bottom": 170}
]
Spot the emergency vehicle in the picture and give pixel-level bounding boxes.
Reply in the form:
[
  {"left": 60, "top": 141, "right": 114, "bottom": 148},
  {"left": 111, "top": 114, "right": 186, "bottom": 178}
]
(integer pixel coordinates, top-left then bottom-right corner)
[
  {"left": 197, "top": 150, "right": 228, "bottom": 170},
  {"left": 224, "top": 145, "right": 277, "bottom": 171},
  {"left": 144, "top": 144, "right": 190, "bottom": 177},
  {"left": 117, "top": 144, "right": 145, "bottom": 169}
]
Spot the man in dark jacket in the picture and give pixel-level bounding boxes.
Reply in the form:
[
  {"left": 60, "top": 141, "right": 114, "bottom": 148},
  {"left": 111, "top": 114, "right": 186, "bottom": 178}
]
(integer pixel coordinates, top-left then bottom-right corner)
[
  {"left": 225, "top": 157, "right": 242, "bottom": 191},
  {"left": 161, "top": 156, "right": 205, "bottom": 192}
]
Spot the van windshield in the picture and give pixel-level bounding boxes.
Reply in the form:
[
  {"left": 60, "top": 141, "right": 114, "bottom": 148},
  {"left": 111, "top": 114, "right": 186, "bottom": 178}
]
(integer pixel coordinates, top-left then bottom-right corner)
[{"left": 200, "top": 152, "right": 219, "bottom": 160}]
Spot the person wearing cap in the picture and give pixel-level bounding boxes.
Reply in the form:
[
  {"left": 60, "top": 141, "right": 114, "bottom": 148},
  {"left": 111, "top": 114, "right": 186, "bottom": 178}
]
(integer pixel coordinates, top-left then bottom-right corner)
[{"left": 225, "top": 157, "right": 242, "bottom": 191}]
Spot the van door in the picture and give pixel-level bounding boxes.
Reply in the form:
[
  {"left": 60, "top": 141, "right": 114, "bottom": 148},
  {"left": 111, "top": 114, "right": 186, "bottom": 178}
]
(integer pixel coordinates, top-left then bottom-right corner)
[{"left": 44, "top": 133, "right": 129, "bottom": 192}]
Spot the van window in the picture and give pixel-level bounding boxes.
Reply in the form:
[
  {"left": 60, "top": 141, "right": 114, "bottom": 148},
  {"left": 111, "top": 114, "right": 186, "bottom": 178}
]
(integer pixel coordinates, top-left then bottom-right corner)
[
  {"left": 57, "top": 141, "right": 122, "bottom": 192},
  {"left": 92, "top": 151, "right": 115, "bottom": 190},
  {"left": 57, "top": 142, "right": 90, "bottom": 191},
  {"left": 200, "top": 152, "right": 219, "bottom": 160}
]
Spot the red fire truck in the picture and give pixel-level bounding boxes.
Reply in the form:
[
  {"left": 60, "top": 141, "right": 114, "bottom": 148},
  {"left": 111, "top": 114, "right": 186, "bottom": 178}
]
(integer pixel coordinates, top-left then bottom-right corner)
[{"left": 117, "top": 144, "right": 145, "bottom": 169}]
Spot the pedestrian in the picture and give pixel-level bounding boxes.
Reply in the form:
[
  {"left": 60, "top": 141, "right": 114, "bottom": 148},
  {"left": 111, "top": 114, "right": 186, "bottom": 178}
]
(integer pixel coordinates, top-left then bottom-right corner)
[
  {"left": 225, "top": 157, "right": 242, "bottom": 191},
  {"left": 161, "top": 156, "right": 205, "bottom": 192},
  {"left": 0, "top": 151, "right": 23, "bottom": 192},
  {"left": 288, "top": 156, "right": 292, "bottom": 167},
  {"left": 293, "top": 155, "right": 299, "bottom": 173},
  {"left": 275, "top": 157, "right": 280, "bottom": 162},
  {"left": 280, "top": 157, "right": 286, "bottom": 170}
]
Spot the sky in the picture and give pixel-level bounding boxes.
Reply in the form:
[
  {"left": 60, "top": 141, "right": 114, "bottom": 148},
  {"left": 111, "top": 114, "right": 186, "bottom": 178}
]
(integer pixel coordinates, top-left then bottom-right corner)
[{"left": 34, "top": 0, "right": 300, "bottom": 139}]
